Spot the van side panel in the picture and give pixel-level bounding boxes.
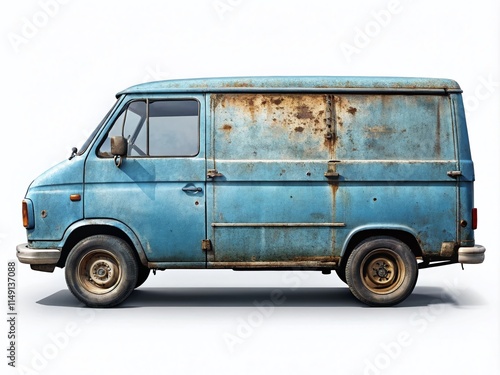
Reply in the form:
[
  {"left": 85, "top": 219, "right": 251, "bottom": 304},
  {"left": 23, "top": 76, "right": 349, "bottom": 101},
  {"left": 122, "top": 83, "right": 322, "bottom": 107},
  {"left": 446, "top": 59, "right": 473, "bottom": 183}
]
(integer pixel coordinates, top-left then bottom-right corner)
[
  {"left": 208, "top": 93, "right": 458, "bottom": 265},
  {"left": 332, "top": 94, "right": 459, "bottom": 257}
]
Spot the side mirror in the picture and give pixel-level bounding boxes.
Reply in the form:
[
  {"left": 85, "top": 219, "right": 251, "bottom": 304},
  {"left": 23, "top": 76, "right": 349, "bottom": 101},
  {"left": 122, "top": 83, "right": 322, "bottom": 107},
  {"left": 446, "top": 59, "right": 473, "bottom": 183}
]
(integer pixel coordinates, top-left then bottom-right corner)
[
  {"left": 111, "top": 136, "right": 127, "bottom": 167},
  {"left": 111, "top": 136, "right": 127, "bottom": 156}
]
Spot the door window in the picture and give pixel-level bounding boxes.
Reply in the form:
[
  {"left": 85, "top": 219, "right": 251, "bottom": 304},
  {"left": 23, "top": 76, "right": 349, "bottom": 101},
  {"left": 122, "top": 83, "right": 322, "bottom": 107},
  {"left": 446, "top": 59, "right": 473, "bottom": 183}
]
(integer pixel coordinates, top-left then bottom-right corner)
[{"left": 99, "top": 99, "right": 199, "bottom": 157}]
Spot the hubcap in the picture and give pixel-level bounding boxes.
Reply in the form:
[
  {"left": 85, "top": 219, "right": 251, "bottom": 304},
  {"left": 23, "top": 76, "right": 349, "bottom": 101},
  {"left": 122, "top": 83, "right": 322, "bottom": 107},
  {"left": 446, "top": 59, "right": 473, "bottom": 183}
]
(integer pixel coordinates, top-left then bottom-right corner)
[
  {"left": 361, "top": 249, "right": 405, "bottom": 294},
  {"left": 78, "top": 250, "right": 121, "bottom": 294}
]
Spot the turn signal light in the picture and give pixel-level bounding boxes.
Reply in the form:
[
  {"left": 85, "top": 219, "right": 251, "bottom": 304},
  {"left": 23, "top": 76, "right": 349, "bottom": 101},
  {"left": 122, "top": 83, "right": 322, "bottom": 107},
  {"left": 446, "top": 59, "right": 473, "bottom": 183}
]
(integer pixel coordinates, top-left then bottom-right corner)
[{"left": 22, "top": 201, "right": 29, "bottom": 228}]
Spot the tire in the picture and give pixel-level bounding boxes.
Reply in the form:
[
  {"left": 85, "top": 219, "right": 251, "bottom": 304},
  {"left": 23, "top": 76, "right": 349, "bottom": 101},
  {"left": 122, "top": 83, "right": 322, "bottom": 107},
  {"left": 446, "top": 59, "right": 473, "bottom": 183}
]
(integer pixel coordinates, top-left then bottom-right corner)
[
  {"left": 345, "top": 236, "right": 418, "bottom": 307},
  {"left": 335, "top": 266, "right": 347, "bottom": 284},
  {"left": 65, "top": 235, "right": 139, "bottom": 308},
  {"left": 135, "top": 265, "right": 150, "bottom": 288}
]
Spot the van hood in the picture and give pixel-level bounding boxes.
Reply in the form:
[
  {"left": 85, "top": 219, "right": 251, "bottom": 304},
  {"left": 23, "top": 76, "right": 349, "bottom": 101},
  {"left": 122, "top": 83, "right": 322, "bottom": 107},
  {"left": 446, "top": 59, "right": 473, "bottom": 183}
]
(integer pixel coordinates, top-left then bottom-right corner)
[{"left": 29, "top": 157, "right": 85, "bottom": 190}]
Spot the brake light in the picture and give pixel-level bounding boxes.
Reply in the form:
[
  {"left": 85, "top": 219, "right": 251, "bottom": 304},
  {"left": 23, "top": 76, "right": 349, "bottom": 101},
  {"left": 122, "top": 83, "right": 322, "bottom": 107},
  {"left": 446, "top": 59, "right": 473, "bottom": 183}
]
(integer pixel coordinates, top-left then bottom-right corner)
[{"left": 472, "top": 208, "right": 477, "bottom": 230}]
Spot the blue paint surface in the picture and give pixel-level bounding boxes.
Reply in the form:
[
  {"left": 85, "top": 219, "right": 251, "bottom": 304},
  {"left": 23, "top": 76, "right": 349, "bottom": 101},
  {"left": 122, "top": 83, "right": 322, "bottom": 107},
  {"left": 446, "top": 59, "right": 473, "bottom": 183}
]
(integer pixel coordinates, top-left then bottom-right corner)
[{"left": 21, "top": 77, "right": 478, "bottom": 269}]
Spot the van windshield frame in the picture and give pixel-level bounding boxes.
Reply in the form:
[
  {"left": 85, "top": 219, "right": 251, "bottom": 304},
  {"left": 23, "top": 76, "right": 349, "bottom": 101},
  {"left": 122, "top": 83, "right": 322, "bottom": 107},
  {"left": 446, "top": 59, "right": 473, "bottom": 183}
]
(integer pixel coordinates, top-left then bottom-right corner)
[{"left": 77, "top": 98, "right": 121, "bottom": 156}]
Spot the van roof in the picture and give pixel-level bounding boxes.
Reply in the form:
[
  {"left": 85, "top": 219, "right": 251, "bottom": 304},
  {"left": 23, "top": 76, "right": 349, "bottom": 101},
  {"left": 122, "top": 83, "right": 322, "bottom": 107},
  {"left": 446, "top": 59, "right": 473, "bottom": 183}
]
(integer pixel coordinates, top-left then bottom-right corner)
[{"left": 116, "top": 76, "right": 462, "bottom": 97}]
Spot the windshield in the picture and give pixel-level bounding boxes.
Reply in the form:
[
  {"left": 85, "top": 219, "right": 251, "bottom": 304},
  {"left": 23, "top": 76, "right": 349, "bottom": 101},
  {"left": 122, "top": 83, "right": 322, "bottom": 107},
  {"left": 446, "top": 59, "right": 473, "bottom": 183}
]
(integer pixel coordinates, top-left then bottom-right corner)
[{"left": 77, "top": 98, "right": 121, "bottom": 156}]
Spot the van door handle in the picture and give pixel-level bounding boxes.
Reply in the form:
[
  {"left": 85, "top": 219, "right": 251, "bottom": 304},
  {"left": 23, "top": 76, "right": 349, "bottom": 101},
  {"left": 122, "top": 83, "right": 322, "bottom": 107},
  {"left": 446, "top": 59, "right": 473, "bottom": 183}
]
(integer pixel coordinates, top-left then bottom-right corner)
[{"left": 182, "top": 186, "right": 202, "bottom": 193}]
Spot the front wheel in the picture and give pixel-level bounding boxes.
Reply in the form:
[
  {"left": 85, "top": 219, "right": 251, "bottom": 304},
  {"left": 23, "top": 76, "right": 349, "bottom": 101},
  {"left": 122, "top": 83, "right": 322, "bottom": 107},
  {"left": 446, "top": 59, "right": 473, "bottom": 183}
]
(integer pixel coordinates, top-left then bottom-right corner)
[
  {"left": 135, "top": 265, "right": 150, "bottom": 289},
  {"left": 65, "top": 235, "right": 139, "bottom": 308},
  {"left": 345, "top": 236, "right": 418, "bottom": 307}
]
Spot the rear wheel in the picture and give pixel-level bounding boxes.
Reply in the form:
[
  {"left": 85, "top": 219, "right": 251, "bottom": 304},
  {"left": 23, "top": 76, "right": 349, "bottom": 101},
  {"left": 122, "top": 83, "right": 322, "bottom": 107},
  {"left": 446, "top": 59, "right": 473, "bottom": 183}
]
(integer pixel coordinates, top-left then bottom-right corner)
[
  {"left": 345, "top": 236, "right": 418, "bottom": 306},
  {"left": 335, "top": 267, "right": 347, "bottom": 284},
  {"left": 65, "top": 235, "right": 138, "bottom": 308}
]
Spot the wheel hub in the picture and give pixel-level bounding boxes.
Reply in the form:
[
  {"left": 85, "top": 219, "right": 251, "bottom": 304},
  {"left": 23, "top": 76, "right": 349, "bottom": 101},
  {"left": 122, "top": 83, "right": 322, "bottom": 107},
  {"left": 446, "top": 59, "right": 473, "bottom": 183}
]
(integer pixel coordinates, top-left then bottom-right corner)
[
  {"left": 376, "top": 265, "right": 389, "bottom": 279},
  {"left": 368, "top": 258, "right": 394, "bottom": 284},
  {"left": 90, "top": 259, "right": 115, "bottom": 284},
  {"left": 79, "top": 252, "right": 121, "bottom": 292}
]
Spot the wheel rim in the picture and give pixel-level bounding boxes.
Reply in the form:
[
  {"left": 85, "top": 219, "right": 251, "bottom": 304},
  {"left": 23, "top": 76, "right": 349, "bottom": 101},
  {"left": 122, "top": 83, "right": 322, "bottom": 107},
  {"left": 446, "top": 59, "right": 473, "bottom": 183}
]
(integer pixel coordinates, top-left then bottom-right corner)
[
  {"left": 360, "top": 249, "right": 405, "bottom": 294},
  {"left": 77, "top": 249, "right": 121, "bottom": 295}
]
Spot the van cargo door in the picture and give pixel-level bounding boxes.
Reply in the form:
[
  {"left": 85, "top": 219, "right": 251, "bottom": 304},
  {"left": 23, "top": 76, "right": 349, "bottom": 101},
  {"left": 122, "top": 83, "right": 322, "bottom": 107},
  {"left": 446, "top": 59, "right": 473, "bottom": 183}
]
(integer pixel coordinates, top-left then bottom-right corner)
[{"left": 207, "top": 93, "right": 341, "bottom": 265}]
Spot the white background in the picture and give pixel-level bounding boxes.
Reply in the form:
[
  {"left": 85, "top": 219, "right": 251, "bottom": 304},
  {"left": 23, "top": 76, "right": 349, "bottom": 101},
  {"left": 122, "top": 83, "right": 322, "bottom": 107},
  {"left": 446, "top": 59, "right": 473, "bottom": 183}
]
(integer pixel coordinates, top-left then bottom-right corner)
[{"left": 1, "top": 1, "right": 499, "bottom": 374}]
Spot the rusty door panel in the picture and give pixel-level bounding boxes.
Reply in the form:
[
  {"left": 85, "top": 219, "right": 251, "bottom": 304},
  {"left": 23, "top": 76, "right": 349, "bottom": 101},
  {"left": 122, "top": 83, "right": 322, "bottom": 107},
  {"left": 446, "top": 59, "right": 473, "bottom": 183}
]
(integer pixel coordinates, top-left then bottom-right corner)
[
  {"left": 208, "top": 94, "right": 340, "bottom": 265},
  {"left": 211, "top": 93, "right": 333, "bottom": 161}
]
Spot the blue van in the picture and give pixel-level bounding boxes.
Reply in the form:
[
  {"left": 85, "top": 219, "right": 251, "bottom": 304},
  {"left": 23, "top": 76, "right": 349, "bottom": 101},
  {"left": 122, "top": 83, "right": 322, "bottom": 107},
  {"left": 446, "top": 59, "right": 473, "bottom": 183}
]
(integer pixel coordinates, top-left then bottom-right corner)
[{"left": 17, "top": 76, "right": 485, "bottom": 307}]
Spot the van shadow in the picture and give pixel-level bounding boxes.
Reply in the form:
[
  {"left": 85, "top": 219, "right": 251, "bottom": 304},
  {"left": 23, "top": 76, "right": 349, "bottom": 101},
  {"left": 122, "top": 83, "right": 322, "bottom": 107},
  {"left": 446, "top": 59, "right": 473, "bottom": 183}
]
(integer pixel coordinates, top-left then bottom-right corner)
[{"left": 36, "top": 286, "right": 485, "bottom": 309}]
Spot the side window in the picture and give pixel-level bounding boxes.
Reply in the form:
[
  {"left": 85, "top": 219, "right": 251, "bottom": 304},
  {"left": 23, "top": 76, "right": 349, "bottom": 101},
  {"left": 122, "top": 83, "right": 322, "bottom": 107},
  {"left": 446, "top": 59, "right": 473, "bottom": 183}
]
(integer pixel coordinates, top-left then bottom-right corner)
[
  {"left": 99, "top": 99, "right": 199, "bottom": 157},
  {"left": 148, "top": 100, "right": 199, "bottom": 156}
]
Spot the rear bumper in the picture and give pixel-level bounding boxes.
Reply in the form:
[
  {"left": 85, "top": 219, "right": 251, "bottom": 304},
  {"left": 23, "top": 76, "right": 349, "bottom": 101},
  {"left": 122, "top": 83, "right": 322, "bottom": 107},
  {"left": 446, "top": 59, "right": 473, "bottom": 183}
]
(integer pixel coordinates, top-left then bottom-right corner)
[
  {"left": 458, "top": 244, "right": 485, "bottom": 264},
  {"left": 16, "top": 243, "right": 61, "bottom": 265}
]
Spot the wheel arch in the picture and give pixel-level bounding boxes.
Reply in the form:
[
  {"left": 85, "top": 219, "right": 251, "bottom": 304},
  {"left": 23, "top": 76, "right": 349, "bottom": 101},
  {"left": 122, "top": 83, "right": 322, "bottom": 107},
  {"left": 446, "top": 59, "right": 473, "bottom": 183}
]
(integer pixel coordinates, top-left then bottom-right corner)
[
  {"left": 337, "top": 226, "right": 423, "bottom": 276},
  {"left": 56, "top": 219, "right": 148, "bottom": 268}
]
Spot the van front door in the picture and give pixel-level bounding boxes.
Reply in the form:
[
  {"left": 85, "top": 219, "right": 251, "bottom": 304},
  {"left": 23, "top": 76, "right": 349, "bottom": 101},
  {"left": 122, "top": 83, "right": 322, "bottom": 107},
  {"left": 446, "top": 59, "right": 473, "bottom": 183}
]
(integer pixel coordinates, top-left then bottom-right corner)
[{"left": 84, "top": 95, "right": 206, "bottom": 266}]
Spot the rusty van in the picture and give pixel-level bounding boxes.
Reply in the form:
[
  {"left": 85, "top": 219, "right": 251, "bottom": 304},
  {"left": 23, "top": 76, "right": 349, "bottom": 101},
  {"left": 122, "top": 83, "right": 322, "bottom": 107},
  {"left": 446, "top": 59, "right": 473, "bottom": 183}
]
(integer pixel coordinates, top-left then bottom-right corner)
[{"left": 17, "top": 76, "right": 486, "bottom": 307}]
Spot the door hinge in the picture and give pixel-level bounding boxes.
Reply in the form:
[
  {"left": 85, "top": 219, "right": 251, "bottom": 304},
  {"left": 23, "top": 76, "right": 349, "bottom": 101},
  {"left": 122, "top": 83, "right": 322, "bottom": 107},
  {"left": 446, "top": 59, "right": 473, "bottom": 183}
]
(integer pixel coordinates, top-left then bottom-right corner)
[
  {"left": 207, "top": 169, "right": 223, "bottom": 179},
  {"left": 202, "top": 239, "right": 212, "bottom": 252},
  {"left": 447, "top": 170, "right": 462, "bottom": 178},
  {"left": 325, "top": 160, "right": 340, "bottom": 178}
]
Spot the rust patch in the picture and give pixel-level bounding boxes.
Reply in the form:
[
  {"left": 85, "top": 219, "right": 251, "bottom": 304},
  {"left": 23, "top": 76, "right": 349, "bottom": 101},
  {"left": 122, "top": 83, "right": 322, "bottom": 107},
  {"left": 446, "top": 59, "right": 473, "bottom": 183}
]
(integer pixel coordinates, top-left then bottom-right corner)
[
  {"left": 329, "top": 181, "right": 339, "bottom": 198},
  {"left": 347, "top": 106, "right": 357, "bottom": 115},
  {"left": 366, "top": 125, "right": 397, "bottom": 138},
  {"left": 224, "top": 81, "right": 253, "bottom": 88},
  {"left": 213, "top": 94, "right": 331, "bottom": 159},
  {"left": 211, "top": 94, "right": 226, "bottom": 111},
  {"left": 435, "top": 103, "right": 441, "bottom": 156},
  {"left": 323, "top": 133, "right": 336, "bottom": 149},
  {"left": 291, "top": 255, "right": 336, "bottom": 262},
  {"left": 295, "top": 104, "right": 314, "bottom": 119}
]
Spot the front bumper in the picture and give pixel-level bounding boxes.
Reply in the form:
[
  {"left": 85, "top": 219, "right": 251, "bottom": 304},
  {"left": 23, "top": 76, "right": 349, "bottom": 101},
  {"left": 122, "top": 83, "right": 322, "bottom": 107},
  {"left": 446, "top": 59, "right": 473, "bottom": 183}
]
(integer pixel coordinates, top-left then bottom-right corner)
[
  {"left": 458, "top": 244, "right": 486, "bottom": 264},
  {"left": 16, "top": 243, "right": 61, "bottom": 265}
]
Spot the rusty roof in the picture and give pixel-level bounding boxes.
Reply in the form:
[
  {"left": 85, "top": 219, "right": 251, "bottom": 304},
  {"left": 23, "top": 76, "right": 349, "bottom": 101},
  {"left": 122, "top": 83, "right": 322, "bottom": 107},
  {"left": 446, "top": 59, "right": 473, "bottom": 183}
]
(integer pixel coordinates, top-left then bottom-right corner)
[{"left": 117, "top": 76, "right": 462, "bottom": 97}]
